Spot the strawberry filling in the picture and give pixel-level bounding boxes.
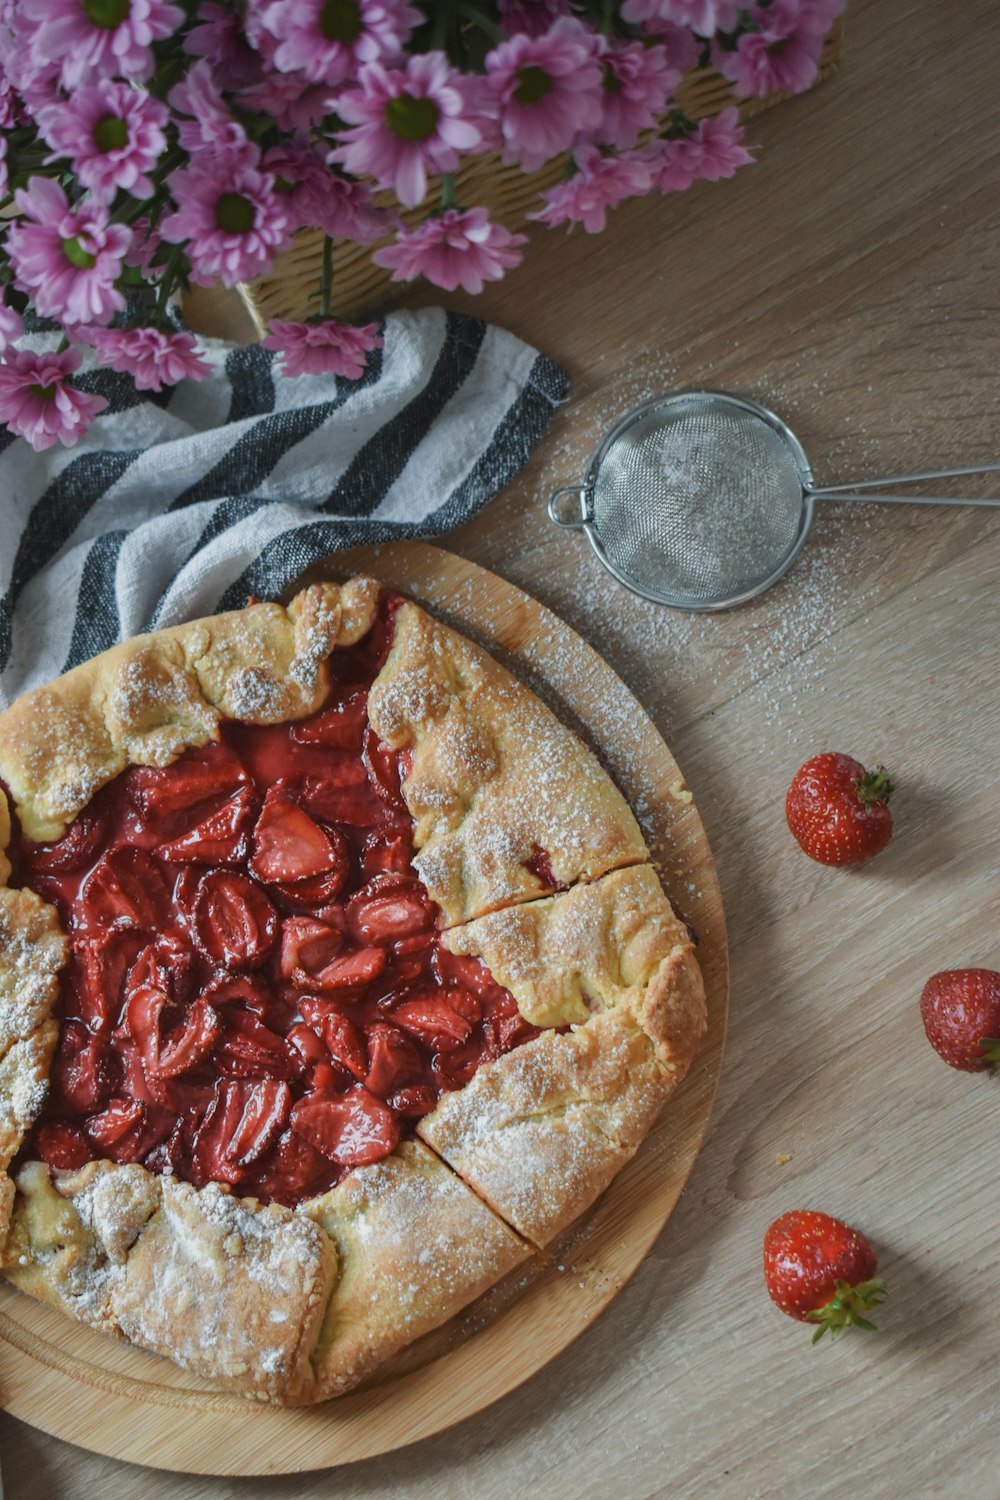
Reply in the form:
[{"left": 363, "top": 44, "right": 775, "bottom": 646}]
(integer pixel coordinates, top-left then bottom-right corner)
[{"left": 11, "top": 593, "right": 541, "bottom": 1206}]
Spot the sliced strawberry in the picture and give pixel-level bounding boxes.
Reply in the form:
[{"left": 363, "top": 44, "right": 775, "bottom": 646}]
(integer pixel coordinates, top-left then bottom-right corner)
[
  {"left": 432, "top": 1040, "right": 484, "bottom": 1091},
  {"left": 34, "top": 1120, "right": 94, "bottom": 1171},
  {"left": 125, "top": 934, "right": 199, "bottom": 1010},
  {"left": 216, "top": 1008, "right": 297, "bottom": 1080},
  {"left": 52, "top": 1022, "right": 113, "bottom": 1115},
  {"left": 361, "top": 825, "right": 414, "bottom": 880},
  {"left": 292, "top": 770, "right": 385, "bottom": 828},
  {"left": 220, "top": 1079, "right": 292, "bottom": 1169},
  {"left": 287, "top": 1021, "right": 329, "bottom": 1072},
  {"left": 291, "top": 688, "right": 368, "bottom": 749},
  {"left": 193, "top": 871, "right": 278, "bottom": 970},
  {"left": 392, "top": 995, "right": 473, "bottom": 1052},
  {"left": 200, "top": 971, "right": 276, "bottom": 1017},
  {"left": 389, "top": 1084, "right": 438, "bottom": 1117},
  {"left": 310, "top": 1060, "right": 352, "bottom": 1092},
  {"left": 347, "top": 874, "right": 432, "bottom": 947},
  {"left": 249, "top": 797, "right": 343, "bottom": 884},
  {"left": 126, "top": 987, "right": 221, "bottom": 1080},
  {"left": 319, "top": 1010, "right": 368, "bottom": 1081},
  {"left": 269, "top": 852, "right": 352, "bottom": 906},
  {"left": 490, "top": 992, "right": 540, "bottom": 1053},
  {"left": 290, "top": 1085, "right": 400, "bottom": 1166},
  {"left": 172, "top": 867, "right": 203, "bottom": 924},
  {"left": 128, "top": 741, "right": 248, "bottom": 822},
  {"left": 79, "top": 846, "right": 169, "bottom": 932},
  {"left": 233, "top": 1079, "right": 292, "bottom": 1164},
  {"left": 434, "top": 945, "right": 505, "bottom": 999},
  {"left": 364, "top": 1022, "right": 420, "bottom": 1097},
  {"left": 189, "top": 1083, "right": 245, "bottom": 1185},
  {"left": 442, "top": 989, "right": 483, "bottom": 1025},
  {"left": 85, "top": 1097, "right": 152, "bottom": 1161},
  {"left": 75, "top": 930, "right": 144, "bottom": 1031},
  {"left": 259, "top": 1128, "right": 332, "bottom": 1203},
  {"left": 156, "top": 785, "right": 258, "bottom": 866},
  {"left": 24, "top": 806, "right": 109, "bottom": 873},
  {"left": 85, "top": 1095, "right": 144, "bottom": 1145},
  {"left": 306, "top": 945, "right": 387, "bottom": 991},
  {"left": 363, "top": 726, "right": 407, "bottom": 811},
  {"left": 279, "top": 916, "right": 343, "bottom": 982}
]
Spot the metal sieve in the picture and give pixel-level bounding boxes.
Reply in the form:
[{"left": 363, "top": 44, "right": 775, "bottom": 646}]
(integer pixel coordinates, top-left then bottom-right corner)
[{"left": 548, "top": 389, "right": 1000, "bottom": 611}]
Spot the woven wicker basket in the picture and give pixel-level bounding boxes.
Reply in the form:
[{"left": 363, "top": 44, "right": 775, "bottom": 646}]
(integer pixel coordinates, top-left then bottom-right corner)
[{"left": 243, "top": 21, "right": 842, "bottom": 329}]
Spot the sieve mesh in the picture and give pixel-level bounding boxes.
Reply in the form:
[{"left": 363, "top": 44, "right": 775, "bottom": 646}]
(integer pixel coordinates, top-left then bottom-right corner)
[{"left": 589, "top": 394, "right": 807, "bottom": 607}]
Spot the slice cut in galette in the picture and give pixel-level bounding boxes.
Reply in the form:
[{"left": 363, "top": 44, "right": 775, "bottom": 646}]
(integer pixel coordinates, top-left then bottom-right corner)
[{"left": 0, "top": 578, "right": 706, "bottom": 1402}]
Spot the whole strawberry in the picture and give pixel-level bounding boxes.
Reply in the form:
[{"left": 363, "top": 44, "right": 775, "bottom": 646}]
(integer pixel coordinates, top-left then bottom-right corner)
[
  {"left": 763, "top": 1209, "right": 886, "bottom": 1343},
  {"left": 920, "top": 968, "right": 1000, "bottom": 1072},
  {"left": 785, "top": 752, "right": 894, "bottom": 866}
]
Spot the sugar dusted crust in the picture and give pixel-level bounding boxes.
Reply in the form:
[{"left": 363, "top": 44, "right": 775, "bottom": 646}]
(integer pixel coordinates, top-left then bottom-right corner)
[
  {"left": 0, "top": 578, "right": 706, "bottom": 1402},
  {"left": 367, "top": 602, "right": 649, "bottom": 927},
  {"left": 418, "top": 867, "right": 707, "bottom": 1246},
  {"left": 300, "top": 1140, "right": 528, "bottom": 1401},
  {"left": 0, "top": 577, "right": 380, "bottom": 843}
]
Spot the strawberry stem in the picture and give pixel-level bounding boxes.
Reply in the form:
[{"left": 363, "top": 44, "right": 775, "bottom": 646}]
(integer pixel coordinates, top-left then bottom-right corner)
[
  {"left": 855, "top": 766, "right": 894, "bottom": 807},
  {"left": 806, "top": 1276, "right": 887, "bottom": 1343}
]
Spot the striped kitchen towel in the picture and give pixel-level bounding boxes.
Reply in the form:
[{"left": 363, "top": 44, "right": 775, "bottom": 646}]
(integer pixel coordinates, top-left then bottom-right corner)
[{"left": 0, "top": 307, "right": 568, "bottom": 710}]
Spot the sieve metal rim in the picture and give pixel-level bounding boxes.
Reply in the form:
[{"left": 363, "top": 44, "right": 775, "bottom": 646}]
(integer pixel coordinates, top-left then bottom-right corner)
[{"left": 549, "top": 388, "right": 818, "bottom": 612}]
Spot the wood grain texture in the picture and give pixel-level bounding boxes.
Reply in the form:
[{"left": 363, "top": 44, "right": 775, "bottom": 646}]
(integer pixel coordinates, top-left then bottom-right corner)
[
  {"left": 0, "top": 547, "right": 727, "bottom": 1476},
  {"left": 6, "top": 0, "right": 1000, "bottom": 1493}
]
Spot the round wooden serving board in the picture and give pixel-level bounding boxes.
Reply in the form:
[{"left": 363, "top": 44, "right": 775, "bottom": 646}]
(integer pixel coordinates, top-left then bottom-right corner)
[{"left": 0, "top": 544, "right": 728, "bottom": 1476}]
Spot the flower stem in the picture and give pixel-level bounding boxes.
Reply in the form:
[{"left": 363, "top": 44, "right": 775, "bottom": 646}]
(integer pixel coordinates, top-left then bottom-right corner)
[
  {"left": 154, "top": 243, "right": 186, "bottom": 323},
  {"left": 456, "top": 3, "right": 504, "bottom": 44},
  {"left": 440, "top": 172, "right": 458, "bottom": 212},
  {"left": 319, "top": 235, "right": 334, "bottom": 319}
]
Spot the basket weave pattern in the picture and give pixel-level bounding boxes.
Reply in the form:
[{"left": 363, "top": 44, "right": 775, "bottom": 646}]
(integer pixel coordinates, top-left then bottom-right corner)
[{"left": 244, "top": 23, "right": 842, "bottom": 329}]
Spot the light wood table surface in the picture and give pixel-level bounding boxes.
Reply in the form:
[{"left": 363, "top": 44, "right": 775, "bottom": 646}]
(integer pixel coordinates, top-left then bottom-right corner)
[{"left": 3, "top": 0, "right": 998, "bottom": 1493}]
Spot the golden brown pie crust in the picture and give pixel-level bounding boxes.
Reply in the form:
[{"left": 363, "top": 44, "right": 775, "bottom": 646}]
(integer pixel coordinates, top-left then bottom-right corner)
[{"left": 0, "top": 579, "right": 706, "bottom": 1401}]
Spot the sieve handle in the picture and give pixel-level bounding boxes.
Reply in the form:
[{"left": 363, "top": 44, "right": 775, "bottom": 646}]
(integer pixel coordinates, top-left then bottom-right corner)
[
  {"left": 548, "top": 486, "right": 592, "bottom": 528},
  {"left": 811, "top": 460, "right": 1000, "bottom": 506}
]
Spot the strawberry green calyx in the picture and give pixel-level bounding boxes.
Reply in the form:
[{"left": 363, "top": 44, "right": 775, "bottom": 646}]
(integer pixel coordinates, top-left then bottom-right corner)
[
  {"left": 855, "top": 766, "right": 894, "bottom": 807},
  {"left": 977, "top": 1037, "right": 1000, "bottom": 1072},
  {"left": 806, "top": 1276, "right": 887, "bottom": 1344}
]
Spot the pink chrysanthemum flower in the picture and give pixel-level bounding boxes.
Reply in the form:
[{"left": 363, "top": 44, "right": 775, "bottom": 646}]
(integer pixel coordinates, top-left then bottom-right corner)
[
  {"left": 531, "top": 145, "right": 653, "bottom": 232},
  {"left": 76, "top": 326, "right": 213, "bottom": 391},
  {"left": 0, "top": 346, "right": 108, "bottom": 451},
  {"left": 621, "top": 0, "right": 740, "bottom": 34},
  {"left": 161, "top": 155, "right": 292, "bottom": 286},
  {"left": 260, "top": 318, "right": 383, "bottom": 379},
  {"left": 186, "top": 1, "right": 261, "bottom": 87},
  {"left": 36, "top": 79, "right": 168, "bottom": 203},
  {"left": 641, "top": 106, "right": 754, "bottom": 191},
  {"left": 0, "top": 296, "right": 23, "bottom": 353},
  {"left": 373, "top": 208, "right": 527, "bottom": 294},
  {"left": 715, "top": 0, "right": 842, "bottom": 97},
  {"left": 496, "top": 0, "right": 571, "bottom": 38},
  {"left": 21, "top": 0, "right": 184, "bottom": 88},
  {"left": 333, "top": 53, "right": 483, "bottom": 209},
  {"left": 8, "top": 178, "right": 130, "bottom": 325},
  {"left": 587, "top": 37, "right": 678, "bottom": 149},
  {"left": 0, "top": 137, "right": 8, "bottom": 199},
  {"left": 237, "top": 70, "right": 333, "bottom": 133},
  {"left": 0, "top": 64, "right": 17, "bottom": 129},
  {"left": 170, "top": 60, "right": 250, "bottom": 156},
  {"left": 253, "top": 0, "right": 420, "bottom": 85},
  {"left": 264, "top": 146, "right": 390, "bottom": 241},
  {"left": 484, "top": 17, "right": 604, "bottom": 173}
]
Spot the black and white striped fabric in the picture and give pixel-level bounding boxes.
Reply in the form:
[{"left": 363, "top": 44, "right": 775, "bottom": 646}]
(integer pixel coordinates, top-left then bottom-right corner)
[{"left": 0, "top": 307, "right": 568, "bottom": 710}]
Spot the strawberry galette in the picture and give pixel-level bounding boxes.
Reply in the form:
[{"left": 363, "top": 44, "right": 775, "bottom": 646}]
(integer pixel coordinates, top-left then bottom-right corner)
[{"left": 0, "top": 578, "right": 705, "bottom": 1402}]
